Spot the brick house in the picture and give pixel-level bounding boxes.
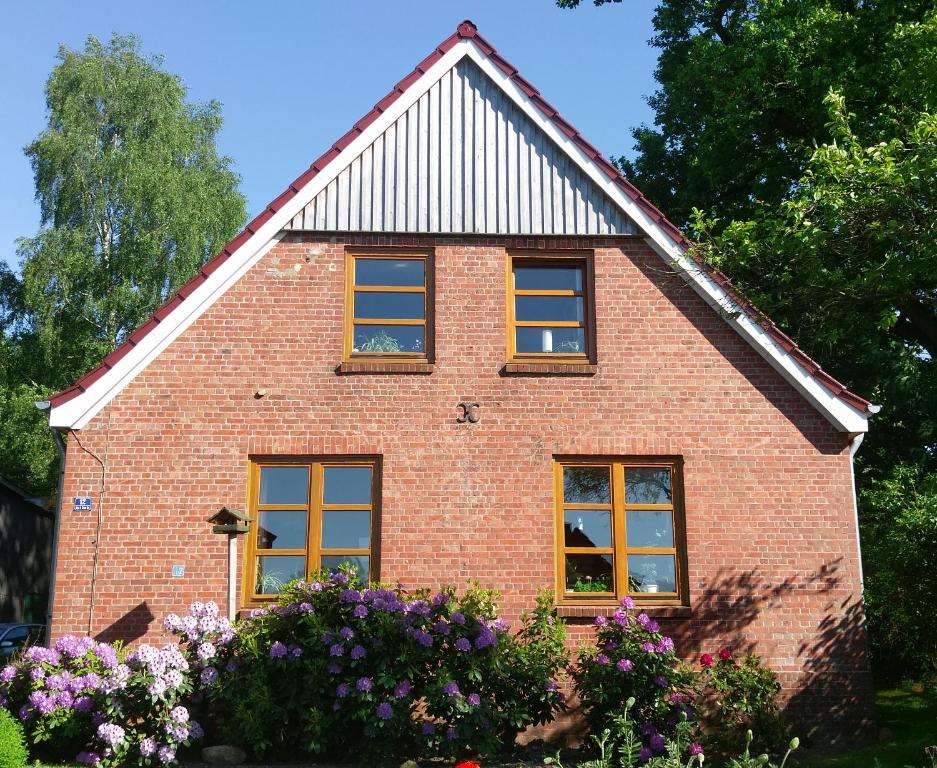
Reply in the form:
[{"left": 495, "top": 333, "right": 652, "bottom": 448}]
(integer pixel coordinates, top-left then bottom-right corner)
[{"left": 42, "top": 21, "right": 876, "bottom": 741}]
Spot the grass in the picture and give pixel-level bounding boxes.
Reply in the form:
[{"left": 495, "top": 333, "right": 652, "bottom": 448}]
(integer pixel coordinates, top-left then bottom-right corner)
[{"left": 799, "top": 686, "right": 937, "bottom": 768}]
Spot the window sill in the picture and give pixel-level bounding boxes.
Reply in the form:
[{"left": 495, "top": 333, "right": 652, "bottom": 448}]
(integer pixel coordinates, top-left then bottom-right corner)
[
  {"left": 555, "top": 604, "right": 692, "bottom": 620},
  {"left": 337, "top": 361, "right": 434, "bottom": 375},
  {"left": 501, "top": 362, "right": 598, "bottom": 376}
]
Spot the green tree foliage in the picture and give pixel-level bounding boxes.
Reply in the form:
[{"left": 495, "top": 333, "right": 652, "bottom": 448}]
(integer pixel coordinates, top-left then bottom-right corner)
[
  {"left": 0, "top": 34, "right": 246, "bottom": 495},
  {"left": 560, "top": 0, "right": 937, "bottom": 680},
  {"left": 860, "top": 466, "right": 937, "bottom": 681},
  {"left": 693, "top": 94, "right": 936, "bottom": 479}
]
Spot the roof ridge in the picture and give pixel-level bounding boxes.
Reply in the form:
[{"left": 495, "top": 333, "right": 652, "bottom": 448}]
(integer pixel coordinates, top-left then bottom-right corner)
[{"left": 47, "top": 19, "right": 872, "bottom": 416}]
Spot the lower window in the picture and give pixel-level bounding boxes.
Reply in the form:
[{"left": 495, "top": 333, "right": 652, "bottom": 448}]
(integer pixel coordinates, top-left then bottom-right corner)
[
  {"left": 245, "top": 458, "right": 378, "bottom": 600},
  {"left": 555, "top": 458, "right": 687, "bottom": 605}
]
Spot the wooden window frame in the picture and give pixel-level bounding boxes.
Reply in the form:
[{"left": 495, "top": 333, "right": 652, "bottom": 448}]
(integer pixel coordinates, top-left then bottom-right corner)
[
  {"left": 554, "top": 456, "right": 689, "bottom": 607},
  {"left": 506, "top": 251, "right": 597, "bottom": 365},
  {"left": 344, "top": 250, "right": 434, "bottom": 364},
  {"left": 243, "top": 456, "right": 381, "bottom": 604}
]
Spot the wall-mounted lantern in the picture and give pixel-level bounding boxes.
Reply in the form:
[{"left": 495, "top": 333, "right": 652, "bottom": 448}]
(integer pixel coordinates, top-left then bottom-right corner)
[{"left": 208, "top": 507, "right": 252, "bottom": 620}]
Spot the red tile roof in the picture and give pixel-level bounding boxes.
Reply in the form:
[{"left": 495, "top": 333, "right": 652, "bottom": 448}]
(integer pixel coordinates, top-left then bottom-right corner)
[{"left": 48, "top": 20, "right": 872, "bottom": 415}]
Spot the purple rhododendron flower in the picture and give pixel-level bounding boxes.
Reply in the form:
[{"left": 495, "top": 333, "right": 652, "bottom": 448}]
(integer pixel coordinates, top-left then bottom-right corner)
[
  {"left": 443, "top": 681, "right": 460, "bottom": 697},
  {"left": 655, "top": 674, "right": 669, "bottom": 688},
  {"left": 493, "top": 618, "right": 510, "bottom": 633},
  {"left": 413, "top": 629, "right": 433, "bottom": 647},
  {"left": 432, "top": 592, "right": 449, "bottom": 606},
  {"left": 612, "top": 609, "right": 629, "bottom": 626},
  {"left": 621, "top": 596, "right": 636, "bottom": 609},
  {"left": 468, "top": 693, "right": 481, "bottom": 706},
  {"left": 353, "top": 604, "right": 368, "bottom": 618},
  {"left": 594, "top": 615, "right": 607, "bottom": 626},
  {"left": 170, "top": 705, "right": 189, "bottom": 723},
  {"left": 74, "top": 695, "right": 93, "bottom": 712},
  {"left": 289, "top": 644, "right": 303, "bottom": 657},
  {"left": 0, "top": 665, "right": 16, "bottom": 683},
  {"left": 636, "top": 612, "right": 651, "bottom": 627},
  {"left": 394, "top": 679, "right": 412, "bottom": 698},
  {"left": 340, "top": 589, "right": 362, "bottom": 603},
  {"left": 350, "top": 644, "right": 367, "bottom": 660},
  {"left": 269, "top": 641, "right": 288, "bottom": 658},
  {"left": 450, "top": 611, "right": 466, "bottom": 625},
  {"left": 689, "top": 742, "right": 704, "bottom": 756},
  {"left": 356, "top": 676, "right": 373, "bottom": 692},
  {"left": 641, "top": 642, "right": 656, "bottom": 653},
  {"left": 97, "top": 722, "right": 126, "bottom": 749},
  {"left": 446, "top": 725, "right": 458, "bottom": 741},
  {"left": 454, "top": 637, "right": 472, "bottom": 652},
  {"left": 617, "top": 658, "right": 634, "bottom": 672},
  {"left": 30, "top": 667, "right": 46, "bottom": 681},
  {"left": 249, "top": 607, "right": 268, "bottom": 617},
  {"left": 336, "top": 683, "right": 351, "bottom": 698},
  {"left": 656, "top": 636, "right": 675, "bottom": 653},
  {"left": 197, "top": 642, "right": 215, "bottom": 661},
  {"left": 139, "top": 737, "right": 157, "bottom": 757},
  {"left": 376, "top": 701, "right": 393, "bottom": 720},
  {"left": 474, "top": 628, "right": 496, "bottom": 649},
  {"left": 157, "top": 744, "right": 176, "bottom": 765},
  {"left": 76, "top": 752, "right": 101, "bottom": 765},
  {"left": 638, "top": 746, "right": 652, "bottom": 762},
  {"left": 189, "top": 721, "right": 205, "bottom": 741},
  {"left": 299, "top": 602, "right": 314, "bottom": 613},
  {"left": 329, "top": 643, "right": 345, "bottom": 657},
  {"left": 200, "top": 667, "right": 219, "bottom": 685},
  {"left": 433, "top": 620, "right": 451, "bottom": 635},
  {"left": 597, "top": 654, "right": 610, "bottom": 665},
  {"left": 339, "top": 626, "right": 354, "bottom": 641},
  {"left": 650, "top": 733, "right": 666, "bottom": 752}
]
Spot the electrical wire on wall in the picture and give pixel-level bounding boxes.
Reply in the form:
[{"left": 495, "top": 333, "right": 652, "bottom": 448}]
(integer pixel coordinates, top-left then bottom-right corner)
[{"left": 71, "top": 411, "right": 111, "bottom": 636}]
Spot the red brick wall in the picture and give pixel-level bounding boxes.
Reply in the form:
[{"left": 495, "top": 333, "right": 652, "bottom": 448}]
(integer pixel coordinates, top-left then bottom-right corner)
[{"left": 52, "top": 233, "right": 873, "bottom": 745}]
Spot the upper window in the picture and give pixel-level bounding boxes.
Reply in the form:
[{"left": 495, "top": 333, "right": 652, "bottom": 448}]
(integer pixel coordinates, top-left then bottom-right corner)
[
  {"left": 555, "top": 459, "right": 687, "bottom": 605},
  {"left": 507, "top": 255, "right": 594, "bottom": 363},
  {"left": 245, "top": 458, "right": 378, "bottom": 600},
  {"left": 344, "top": 253, "right": 432, "bottom": 362}
]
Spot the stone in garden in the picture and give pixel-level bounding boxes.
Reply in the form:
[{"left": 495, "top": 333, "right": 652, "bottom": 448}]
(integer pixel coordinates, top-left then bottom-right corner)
[{"left": 202, "top": 745, "right": 247, "bottom": 765}]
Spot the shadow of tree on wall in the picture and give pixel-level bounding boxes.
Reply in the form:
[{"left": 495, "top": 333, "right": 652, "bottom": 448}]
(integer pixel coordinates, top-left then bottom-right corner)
[
  {"left": 95, "top": 601, "right": 154, "bottom": 645},
  {"left": 787, "top": 595, "right": 875, "bottom": 748},
  {"left": 661, "top": 560, "right": 873, "bottom": 747}
]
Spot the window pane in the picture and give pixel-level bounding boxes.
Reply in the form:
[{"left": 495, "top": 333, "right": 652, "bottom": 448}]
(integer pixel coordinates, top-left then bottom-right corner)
[
  {"left": 259, "top": 466, "right": 309, "bottom": 505},
  {"left": 323, "top": 466, "right": 373, "bottom": 505},
  {"left": 256, "top": 555, "right": 305, "bottom": 594},
  {"left": 563, "top": 466, "right": 611, "bottom": 504},
  {"left": 515, "top": 326, "right": 586, "bottom": 354},
  {"left": 257, "top": 510, "right": 308, "bottom": 550},
  {"left": 514, "top": 266, "right": 582, "bottom": 291},
  {"left": 565, "top": 554, "right": 613, "bottom": 593},
  {"left": 625, "top": 468, "right": 672, "bottom": 504},
  {"left": 353, "top": 325, "right": 424, "bottom": 354},
  {"left": 355, "top": 258, "right": 424, "bottom": 287},
  {"left": 626, "top": 510, "right": 674, "bottom": 548},
  {"left": 354, "top": 291, "right": 424, "bottom": 320},
  {"left": 321, "top": 554, "right": 370, "bottom": 580},
  {"left": 515, "top": 295, "right": 583, "bottom": 322},
  {"left": 627, "top": 554, "right": 676, "bottom": 593},
  {"left": 322, "top": 511, "right": 371, "bottom": 549},
  {"left": 564, "top": 509, "right": 612, "bottom": 548}
]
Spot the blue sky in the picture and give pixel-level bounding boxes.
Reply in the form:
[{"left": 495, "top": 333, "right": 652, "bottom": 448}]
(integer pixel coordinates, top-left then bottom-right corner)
[{"left": 0, "top": 1, "right": 660, "bottom": 271}]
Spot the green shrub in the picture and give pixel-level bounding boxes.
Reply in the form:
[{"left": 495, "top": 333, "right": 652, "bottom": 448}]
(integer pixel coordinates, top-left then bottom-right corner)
[
  {"left": 213, "top": 568, "right": 568, "bottom": 762},
  {"left": 0, "top": 706, "right": 28, "bottom": 768},
  {"left": 698, "top": 648, "right": 786, "bottom": 754},
  {"left": 571, "top": 599, "right": 697, "bottom": 758}
]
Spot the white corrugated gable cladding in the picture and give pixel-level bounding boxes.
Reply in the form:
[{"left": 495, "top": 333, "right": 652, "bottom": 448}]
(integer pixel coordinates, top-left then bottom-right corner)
[{"left": 287, "top": 59, "right": 637, "bottom": 236}]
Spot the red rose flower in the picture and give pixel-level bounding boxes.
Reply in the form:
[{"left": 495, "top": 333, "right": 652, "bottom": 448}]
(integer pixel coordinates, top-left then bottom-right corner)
[
  {"left": 455, "top": 762, "right": 481, "bottom": 768},
  {"left": 718, "top": 647, "right": 732, "bottom": 661},
  {"left": 699, "top": 653, "right": 714, "bottom": 667}
]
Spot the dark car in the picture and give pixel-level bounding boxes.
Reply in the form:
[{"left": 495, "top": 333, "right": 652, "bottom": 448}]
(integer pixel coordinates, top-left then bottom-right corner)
[{"left": 0, "top": 623, "right": 46, "bottom": 658}]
